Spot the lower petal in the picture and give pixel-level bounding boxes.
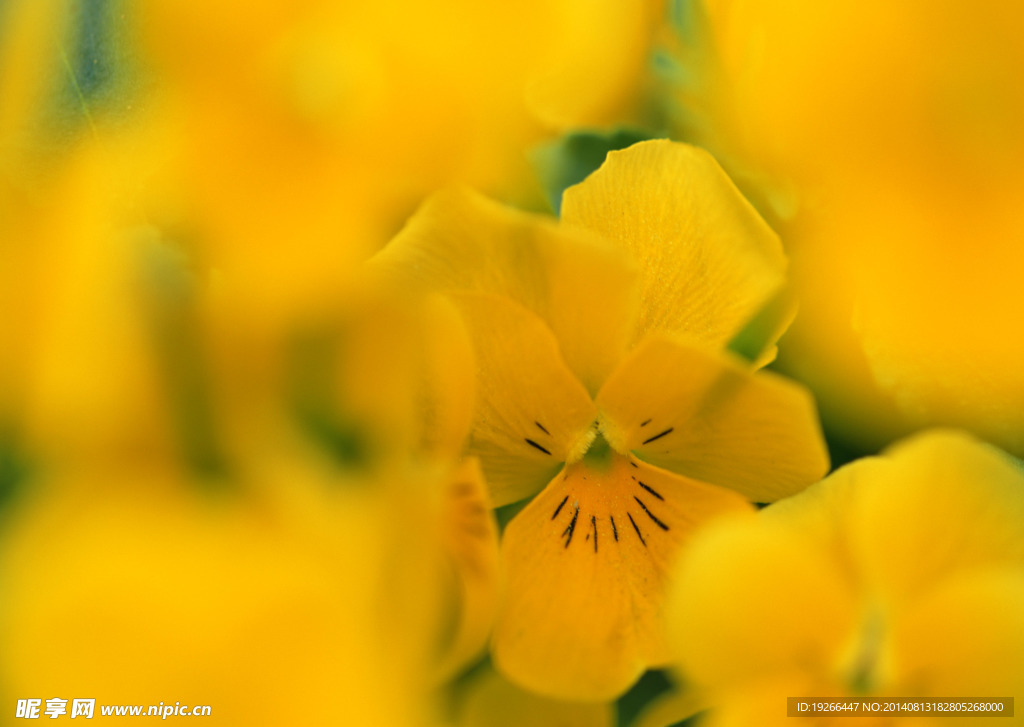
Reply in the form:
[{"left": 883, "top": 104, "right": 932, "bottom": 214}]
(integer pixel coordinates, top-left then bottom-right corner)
[{"left": 491, "top": 454, "right": 751, "bottom": 701}]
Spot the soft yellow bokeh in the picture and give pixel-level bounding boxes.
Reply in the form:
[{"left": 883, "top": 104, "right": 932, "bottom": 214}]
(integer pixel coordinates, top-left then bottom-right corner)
[
  {"left": 668, "top": 430, "right": 1024, "bottom": 726},
  {"left": 1, "top": 22, "right": 499, "bottom": 711},
  {"left": 119, "top": 0, "right": 658, "bottom": 325},
  {"left": 0, "top": 466, "right": 435, "bottom": 726},
  {"left": 675, "top": 0, "right": 1024, "bottom": 455},
  {"left": 0, "top": 281, "right": 499, "bottom": 724}
]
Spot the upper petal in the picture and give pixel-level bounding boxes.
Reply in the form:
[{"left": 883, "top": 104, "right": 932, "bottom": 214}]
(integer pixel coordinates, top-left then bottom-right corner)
[
  {"left": 371, "top": 186, "right": 638, "bottom": 393},
  {"left": 596, "top": 336, "right": 829, "bottom": 502},
  {"left": 561, "top": 140, "right": 787, "bottom": 352}
]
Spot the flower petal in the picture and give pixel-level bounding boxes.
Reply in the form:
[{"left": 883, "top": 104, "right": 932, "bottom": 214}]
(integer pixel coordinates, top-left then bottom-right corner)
[
  {"left": 891, "top": 569, "right": 1024, "bottom": 698},
  {"left": 759, "top": 456, "right": 885, "bottom": 582},
  {"left": 288, "top": 287, "right": 474, "bottom": 471},
  {"left": 492, "top": 454, "right": 750, "bottom": 700},
  {"left": 525, "top": 0, "right": 654, "bottom": 131},
  {"left": 847, "top": 430, "right": 1024, "bottom": 605},
  {"left": 434, "top": 458, "right": 501, "bottom": 682},
  {"left": 561, "top": 140, "right": 787, "bottom": 351},
  {"left": 371, "top": 186, "right": 638, "bottom": 393},
  {"left": 596, "top": 336, "right": 829, "bottom": 502},
  {"left": 450, "top": 292, "right": 597, "bottom": 507},
  {"left": 413, "top": 293, "right": 477, "bottom": 460},
  {"left": 668, "top": 517, "right": 857, "bottom": 690},
  {"left": 0, "top": 473, "right": 433, "bottom": 726}
]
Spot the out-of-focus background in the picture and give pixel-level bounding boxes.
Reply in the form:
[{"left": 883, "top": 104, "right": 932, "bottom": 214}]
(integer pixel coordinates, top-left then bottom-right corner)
[{"left": 2, "top": 0, "right": 1023, "bottom": 724}]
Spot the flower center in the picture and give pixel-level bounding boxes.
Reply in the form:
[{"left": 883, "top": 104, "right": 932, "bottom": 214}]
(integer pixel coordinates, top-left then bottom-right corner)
[
  {"left": 566, "top": 416, "right": 632, "bottom": 466},
  {"left": 581, "top": 428, "right": 615, "bottom": 470}
]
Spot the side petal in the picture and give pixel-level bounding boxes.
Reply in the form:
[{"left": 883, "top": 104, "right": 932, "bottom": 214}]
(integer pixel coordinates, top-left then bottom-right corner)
[
  {"left": 370, "top": 187, "right": 639, "bottom": 394},
  {"left": 491, "top": 454, "right": 751, "bottom": 701},
  {"left": 596, "top": 336, "right": 829, "bottom": 502},
  {"left": 450, "top": 292, "right": 597, "bottom": 506},
  {"left": 561, "top": 140, "right": 787, "bottom": 351}
]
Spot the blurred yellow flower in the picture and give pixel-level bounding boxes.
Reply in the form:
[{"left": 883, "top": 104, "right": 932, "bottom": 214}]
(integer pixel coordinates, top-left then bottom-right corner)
[
  {"left": 2, "top": 139, "right": 182, "bottom": 471},
  {"left": 375, "top": 139, "right": 829, "bottom": 700},
  {"left": 0, "top": 284, "right": 501, "bottom": 724},
  {"left": 2, "top": 32, "right": 500, "bottom": 699},
  {"left": 669, "top": 0, "right": 1024, "bottom": 456},
  {"left": 120, "top": 0, "right": 659, "bottom": 324},
  {"left": 669, "top": 430, "right": 1024, "bottom": 727},
  {"left": 1, "top": 0, "right": 70, "bottom": 442},
  {"left": 0, "top": 469, "right": 434, "bottom": 726}
]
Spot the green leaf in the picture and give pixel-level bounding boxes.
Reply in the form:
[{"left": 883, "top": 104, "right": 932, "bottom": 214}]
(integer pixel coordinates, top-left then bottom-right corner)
[
  {"left": 0, "top": 429, "right": 31, "bottom": 513},
  {"left": 533, "top": 129, "right": 654, "bottom": 216},
  {"left": 726, "top": 286, "right": 795, "bottom": 364},
  {"left": 616, "top": 670, "right": 675, "bottom": 727}
]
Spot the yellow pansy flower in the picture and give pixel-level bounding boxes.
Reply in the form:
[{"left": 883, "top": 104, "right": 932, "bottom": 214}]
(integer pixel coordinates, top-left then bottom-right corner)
[
  {"left": 668, "top": 430, "right": 1024, "bottom": 727},
  {"left": 374, "top": 139, "right": 829, "bottom": 700}
]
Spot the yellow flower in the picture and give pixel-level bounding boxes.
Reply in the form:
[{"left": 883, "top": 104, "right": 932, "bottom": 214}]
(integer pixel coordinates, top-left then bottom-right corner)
[
  {"left": 374, "top": 139, "right": 829, "bottom": 700},
  {"left": 1, "top": 0, "right": 72, "bottom": 438},
  {"left": 668, "top": 430, "right": 1024, "bottom": 727},
  {"left": 121, "top": 0, "right": 659, "bottom": 324},
  {"left": 0, "top": 285, "right": 501, "bottom": 723},
  {"left": 667, "top": 0, "right": 1024, "bottom": 457},
  {"left": 0, "top": 469, "right": 434, "bottom": 726}
]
